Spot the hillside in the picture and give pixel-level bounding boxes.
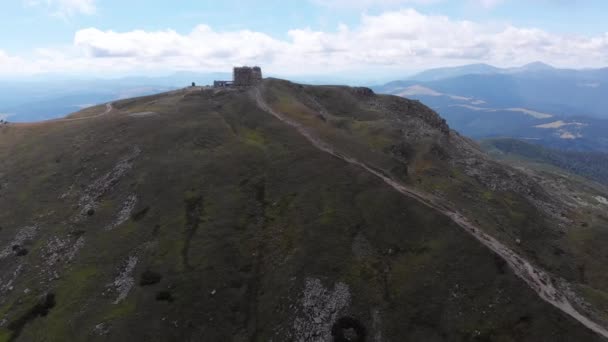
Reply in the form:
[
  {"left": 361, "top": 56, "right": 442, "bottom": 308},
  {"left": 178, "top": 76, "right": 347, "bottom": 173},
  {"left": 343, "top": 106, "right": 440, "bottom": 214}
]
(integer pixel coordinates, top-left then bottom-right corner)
[
  {"left": 1, "top": 79, "right": 608, "bottom": 341},
  {"left": 0, "top": 71, "right": 236, "bottom": 122},
  {"left": 482, "top": 138, "right": 608, "bottom": 186}
]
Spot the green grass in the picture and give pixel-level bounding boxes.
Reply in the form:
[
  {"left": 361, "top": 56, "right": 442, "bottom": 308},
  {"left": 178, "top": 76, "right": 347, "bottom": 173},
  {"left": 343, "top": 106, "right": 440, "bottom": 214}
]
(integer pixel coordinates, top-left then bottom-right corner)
[
  {"left": 0, "top": 329, "right": 11, "bottom": 342},
  {"left": 0, "top": 81, "right": 606, "bottom": 341},
  {"left": 240, "top": 127, "right": 266, "bottom": 149},
  {"left": 102, "top": 299, "right": 137, "bottom": 321}
]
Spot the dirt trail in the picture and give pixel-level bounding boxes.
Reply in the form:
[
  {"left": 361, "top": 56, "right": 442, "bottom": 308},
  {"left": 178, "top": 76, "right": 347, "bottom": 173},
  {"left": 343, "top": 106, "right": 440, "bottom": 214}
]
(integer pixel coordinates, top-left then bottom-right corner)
[
  {"left": 9, "top": 102, "right": 114, "bottom": 127},
  {"left": 253, "top": 87, "right": 608, "bottom": 340}
]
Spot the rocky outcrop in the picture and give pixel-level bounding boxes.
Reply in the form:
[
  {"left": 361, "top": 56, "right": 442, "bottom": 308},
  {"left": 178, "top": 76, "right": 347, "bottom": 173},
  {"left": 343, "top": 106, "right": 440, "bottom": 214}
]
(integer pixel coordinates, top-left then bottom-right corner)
[{"left": 291, "top": 278, "right": 351, "bottom": 342}]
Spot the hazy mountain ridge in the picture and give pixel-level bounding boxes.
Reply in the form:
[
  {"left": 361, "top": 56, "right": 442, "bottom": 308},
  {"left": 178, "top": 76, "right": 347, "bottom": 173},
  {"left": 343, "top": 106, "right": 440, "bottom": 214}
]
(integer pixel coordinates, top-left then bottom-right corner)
[
  {"left": 374, "top": 63, "right": 608, "bottom": 152},
  {"left": 406, "top": 62, "right": 607, "bottom": 82}
]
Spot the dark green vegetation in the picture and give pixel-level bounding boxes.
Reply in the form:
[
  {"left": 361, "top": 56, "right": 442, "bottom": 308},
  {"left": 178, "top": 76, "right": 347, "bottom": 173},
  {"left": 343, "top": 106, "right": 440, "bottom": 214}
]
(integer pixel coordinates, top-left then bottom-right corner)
[
  {"left": 482, "top": 138, "right": 608, "bottom": 185},
  {"left": 0, "top": 80, "right": 607, "bottom": 341}
]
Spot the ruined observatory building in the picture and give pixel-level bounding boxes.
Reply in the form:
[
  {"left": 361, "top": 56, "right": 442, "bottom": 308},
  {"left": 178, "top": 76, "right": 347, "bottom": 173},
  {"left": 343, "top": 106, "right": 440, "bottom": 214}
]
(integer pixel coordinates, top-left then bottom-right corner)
[
  {"left": 233, "top": 66, "right": 263, "bottom": 86},
  {"left": 213, "top": 66, "right": 263, "bottom": 88}
]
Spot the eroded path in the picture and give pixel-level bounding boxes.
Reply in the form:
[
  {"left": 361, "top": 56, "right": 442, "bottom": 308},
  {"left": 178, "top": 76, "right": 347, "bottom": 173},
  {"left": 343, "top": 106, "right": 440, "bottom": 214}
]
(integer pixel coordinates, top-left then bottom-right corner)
[
  {"left": 67, "top": 102, "right": 114, "bottom": 121},
  {"left": 253, "top": 87, "right": 608, "bottom": 340},
  {"left": 9, "top": 102, "right": 114, "bottom": 127}
]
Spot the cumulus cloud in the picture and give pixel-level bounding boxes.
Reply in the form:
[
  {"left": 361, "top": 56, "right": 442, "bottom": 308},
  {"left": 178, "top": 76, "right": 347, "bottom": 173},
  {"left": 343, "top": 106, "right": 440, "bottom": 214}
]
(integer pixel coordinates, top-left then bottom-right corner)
[
  {"left": 313, "top": 0, "right": 504, "bottom": 10},
  {"left": 311, "top": 0, "right": 440, "bottom": 8},
  {"left": 75, "top": 26, "right": 284, "bottom": 63},
  {"left": 25, "top": 0, "right": 96, "bottom": 17},
  {"left": 0, "top": 50, "right": 30, "bottom": 75},
  {"left": 470, "top": 0, "right": 505, "bottom": 8},
  {"left": 3, "top": 9, "right": 608, "bottom": 76}
]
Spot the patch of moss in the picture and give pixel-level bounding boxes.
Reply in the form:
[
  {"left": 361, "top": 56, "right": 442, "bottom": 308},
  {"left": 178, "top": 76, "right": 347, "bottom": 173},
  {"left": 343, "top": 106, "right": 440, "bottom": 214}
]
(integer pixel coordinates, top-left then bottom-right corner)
[
  {"left": 319, "top": 189, "right": 338, "bottom": 225},
  {"left": 102, "top": 300, "right": 137, "bottom": 321},
  {"left": 482, "top": 191, "right": 494, "bottom": 201},
  {"left": 389, "top": 240, "right": 443, "bottom": 299},
  {"left": 241, "top": 128, "right": 266, "bottom": 149},
  {"left": 36, "top": 266, "right": 99, "bottom": 340},
  {"left": 155, "top": 214, "right": 187, "bottom": 271},
  {"left": 0, "top": 329, "right": 11, "bottom": 342},
  {"left": 578, "top": 285, "right": 608, "bottom": 321},
  {"left": 7, "top": 293, "right": 56, "bottom": 342},
  {"left": 348, "top": 121, "right": 394, "bottom": 150},
  {"left": 55, "top": 266, "right": 98, "bottom": 300}
]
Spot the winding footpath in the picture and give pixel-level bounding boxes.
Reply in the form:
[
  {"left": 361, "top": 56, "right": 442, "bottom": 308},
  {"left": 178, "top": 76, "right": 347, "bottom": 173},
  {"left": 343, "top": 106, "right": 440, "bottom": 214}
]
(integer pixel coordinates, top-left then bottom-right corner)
[
  {"left": 253, "top": 87, "right": 608, "bottom": 339},
  {"left": 9, "top": 102, "right": 114, "bottom": 127},
  {"left": 64, "top": 102, "right": 114, "bottom": 122}
]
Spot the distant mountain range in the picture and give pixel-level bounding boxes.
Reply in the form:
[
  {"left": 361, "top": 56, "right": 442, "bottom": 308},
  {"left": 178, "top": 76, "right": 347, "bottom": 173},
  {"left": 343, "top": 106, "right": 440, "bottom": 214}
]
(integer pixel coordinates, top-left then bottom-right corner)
[
  {"left": 374, "top": 62, "right": 608, "bottom": 152},
  {"left": 405, "top": 61, "right": 561, "bottom": 81}
]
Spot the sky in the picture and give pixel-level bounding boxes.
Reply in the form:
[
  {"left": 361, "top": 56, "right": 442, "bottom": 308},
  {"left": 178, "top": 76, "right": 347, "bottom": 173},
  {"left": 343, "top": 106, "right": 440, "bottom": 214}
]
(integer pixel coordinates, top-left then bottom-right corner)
[{"left": 0, "top": 0, "right": 607, "bottom": 79}]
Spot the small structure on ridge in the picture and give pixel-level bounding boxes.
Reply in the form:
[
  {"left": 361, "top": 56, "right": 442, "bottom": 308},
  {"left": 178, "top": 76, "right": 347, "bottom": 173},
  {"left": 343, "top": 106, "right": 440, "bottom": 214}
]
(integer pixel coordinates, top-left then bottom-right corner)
[{"left": 214, "top": 66, "right": 262, "bottom": 88}]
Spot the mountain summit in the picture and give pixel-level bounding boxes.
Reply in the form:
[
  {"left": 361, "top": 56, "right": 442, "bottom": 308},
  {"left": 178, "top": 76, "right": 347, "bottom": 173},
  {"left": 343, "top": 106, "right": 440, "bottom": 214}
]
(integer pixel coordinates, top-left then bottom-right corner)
[
  {"left": 517, "top": 61, "right": 555, "bottom": 71},
  {"left": 1, "top": 79, "right": 608, "bottom": 341}
]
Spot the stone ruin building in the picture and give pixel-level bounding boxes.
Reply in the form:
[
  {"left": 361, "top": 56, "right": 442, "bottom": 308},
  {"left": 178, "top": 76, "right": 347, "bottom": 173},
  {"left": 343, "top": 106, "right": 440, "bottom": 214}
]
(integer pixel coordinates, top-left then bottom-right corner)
[
  {"left": 233, "top": 66, "right": 262, "bottom": 86},
  {"left": 214, "top": 66, "right": 262, "bottom": 87}
]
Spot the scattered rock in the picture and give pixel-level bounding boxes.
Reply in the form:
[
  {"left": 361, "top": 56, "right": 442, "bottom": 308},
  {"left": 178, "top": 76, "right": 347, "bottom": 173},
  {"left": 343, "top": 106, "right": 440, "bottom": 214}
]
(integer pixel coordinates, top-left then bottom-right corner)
[
  {"left": 595, "top": 196, "right": 608, "bottom": 205},
  {"left": 106, "top": 194, "right": 138, "bottom": 230},
  {"left": 292, "top": 278, "right": 351, "bottom": 341},
  {"left": 93, "top": 322, "right": 110, "bottom": 336},
  {"left": 108, "top": 256, "right": 138, "bottom": 304},
  {"left": 77, "top": 147, "right": 141, "bottom": 219},
  {"left": 1, "top": 265, "right": 24, "bottom": 294},
  {"left": 44, "top": 235, "right": 85, "bottom": 268},
  {"left": 0, "top": 225, "right": 39, "bottom": 260}
]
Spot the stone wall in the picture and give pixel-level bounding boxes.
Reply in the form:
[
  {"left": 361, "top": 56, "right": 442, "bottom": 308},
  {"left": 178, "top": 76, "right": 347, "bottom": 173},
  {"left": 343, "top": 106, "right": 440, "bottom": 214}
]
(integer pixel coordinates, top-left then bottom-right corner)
[
  {"left": 214, "top": 66, "right": 263, "bottom": 87},
  {"left": 233, "top": 66, "right": 263, "bottom": 86}
]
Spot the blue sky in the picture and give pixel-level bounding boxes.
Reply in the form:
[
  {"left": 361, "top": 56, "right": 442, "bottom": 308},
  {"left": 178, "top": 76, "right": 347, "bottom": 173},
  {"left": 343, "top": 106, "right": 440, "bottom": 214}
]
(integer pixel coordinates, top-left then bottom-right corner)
[{"left": 1, "top": 0, "right": 607, "bottom": 78}]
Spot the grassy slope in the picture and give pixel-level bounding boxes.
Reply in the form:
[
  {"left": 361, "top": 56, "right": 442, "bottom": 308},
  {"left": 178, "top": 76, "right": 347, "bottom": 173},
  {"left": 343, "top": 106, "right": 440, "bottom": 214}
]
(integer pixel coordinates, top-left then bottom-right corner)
[
  {"left": 481, "top": 137, "right": 608, "bottom": 186},
  {"left": 259, "top": 79, "right": 608, "bottom": 334},
  {"left": 0, "top": 83, "right": 605, "bottom": 341}
]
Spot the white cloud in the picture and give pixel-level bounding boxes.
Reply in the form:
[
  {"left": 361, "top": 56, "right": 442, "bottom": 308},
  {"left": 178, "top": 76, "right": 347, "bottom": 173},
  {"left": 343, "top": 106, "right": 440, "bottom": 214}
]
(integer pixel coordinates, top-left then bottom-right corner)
[
  {"left": 0, "top": 50, "right": 31, "bottom": 75},
  {"left": 313, "top": 0, "right": 503, "bottom": 10},
  {"left": 311, "top": 0, "right": 439, "bottom": 8},
  {"left": 470, "top": 0, "right": 505, "bottom": 8},
  {"left": 3, "top": 9, "right": 608, "bottom": 77},
  {"left": 25, "top": 0, "right": 96, "bottom": 17}
]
